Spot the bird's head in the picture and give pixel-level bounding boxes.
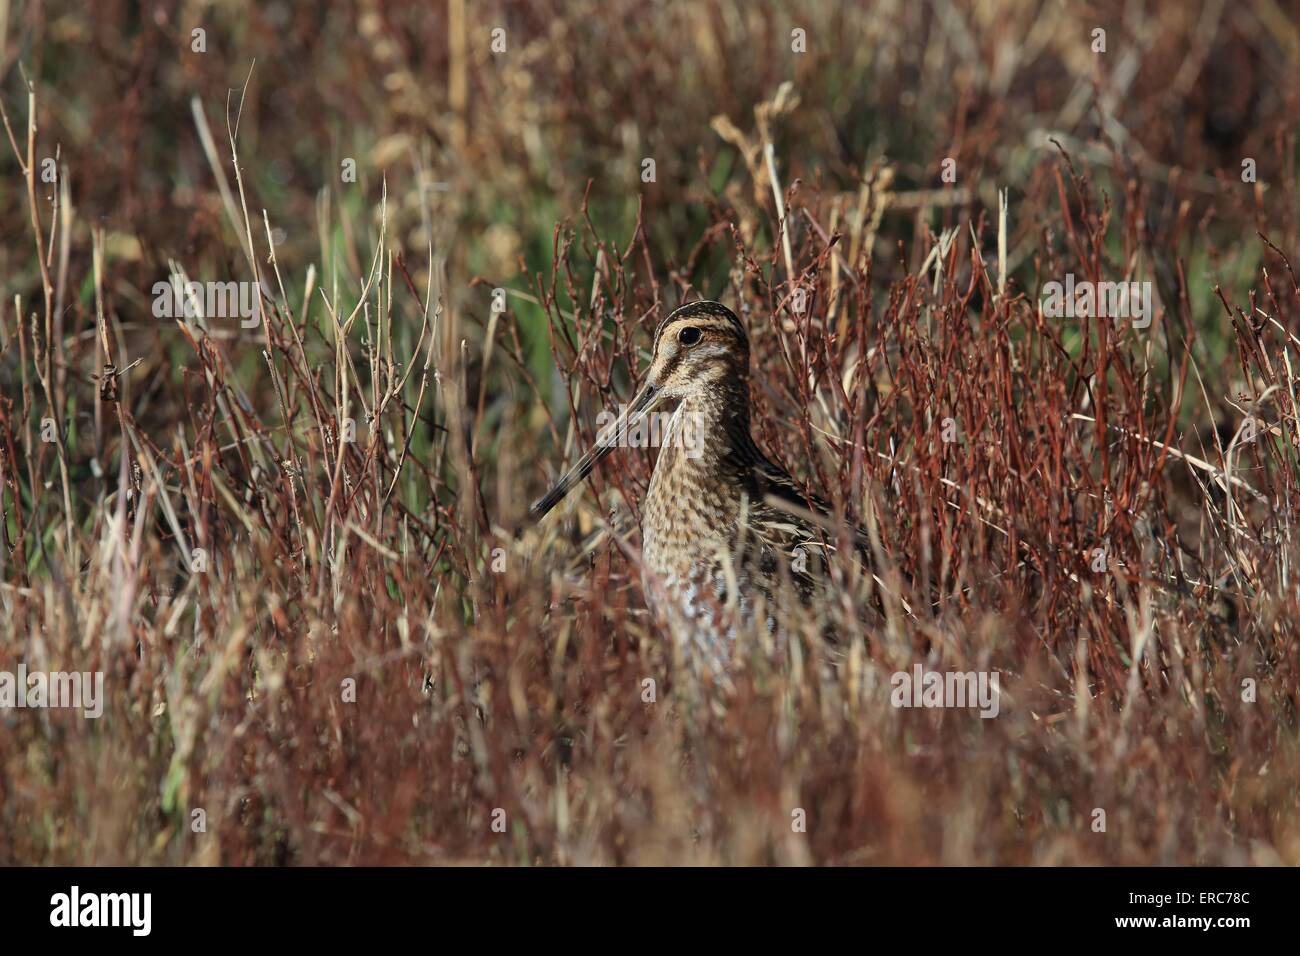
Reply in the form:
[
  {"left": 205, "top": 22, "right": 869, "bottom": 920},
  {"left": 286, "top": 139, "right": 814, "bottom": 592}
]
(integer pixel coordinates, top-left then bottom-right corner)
[
  {"left": 530, "top": 300, "right": 748, "bottom": 520},
  {"left": 643, "top": 300, "right": 750, "bottom": 404}
]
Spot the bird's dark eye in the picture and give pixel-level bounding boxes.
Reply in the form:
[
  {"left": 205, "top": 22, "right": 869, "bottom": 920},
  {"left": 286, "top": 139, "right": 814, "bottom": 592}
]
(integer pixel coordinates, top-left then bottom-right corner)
[{"left": 678, "top": 326, "right": 702, "bottom": 346}]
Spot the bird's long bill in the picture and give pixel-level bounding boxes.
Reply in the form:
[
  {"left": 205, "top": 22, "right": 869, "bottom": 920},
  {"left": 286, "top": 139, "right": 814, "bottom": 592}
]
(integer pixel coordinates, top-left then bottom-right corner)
[{"left": 530, "top": 382, "right": 660, "bottom": 521}]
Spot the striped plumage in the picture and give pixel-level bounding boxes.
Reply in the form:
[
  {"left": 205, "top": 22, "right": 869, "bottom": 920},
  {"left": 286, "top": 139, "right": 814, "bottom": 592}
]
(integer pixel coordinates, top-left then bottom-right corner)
[{"left": 532, "top": 300, "right": 859, "bottom": 669}]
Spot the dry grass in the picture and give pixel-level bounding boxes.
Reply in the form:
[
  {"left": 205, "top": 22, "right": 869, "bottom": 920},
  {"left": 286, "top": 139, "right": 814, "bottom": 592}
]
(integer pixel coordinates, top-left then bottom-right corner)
[{"left": 1, "top": 0, "right": 1298, "bottom": 865}]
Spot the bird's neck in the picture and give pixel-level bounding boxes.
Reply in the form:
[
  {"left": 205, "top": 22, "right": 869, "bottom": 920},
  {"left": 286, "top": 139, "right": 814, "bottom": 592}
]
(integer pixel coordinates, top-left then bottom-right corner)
[{"left": 654, "top": 380, "right": 751, "bottom": 474}]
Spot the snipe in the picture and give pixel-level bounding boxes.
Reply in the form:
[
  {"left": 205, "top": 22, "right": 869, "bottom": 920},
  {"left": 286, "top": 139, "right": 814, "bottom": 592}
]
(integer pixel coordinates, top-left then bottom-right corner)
[{"left": 531, "top": 300, "right": 863, "bottom": 668}]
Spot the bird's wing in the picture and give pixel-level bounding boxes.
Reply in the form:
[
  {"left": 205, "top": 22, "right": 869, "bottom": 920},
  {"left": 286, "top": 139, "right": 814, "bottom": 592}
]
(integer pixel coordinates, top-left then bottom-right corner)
[
  {"left": 745, "top": 446, "right": 872, "bottom": 557},
  {"left": 730, "top": 450, "right": 828, "bottom": 583}
]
